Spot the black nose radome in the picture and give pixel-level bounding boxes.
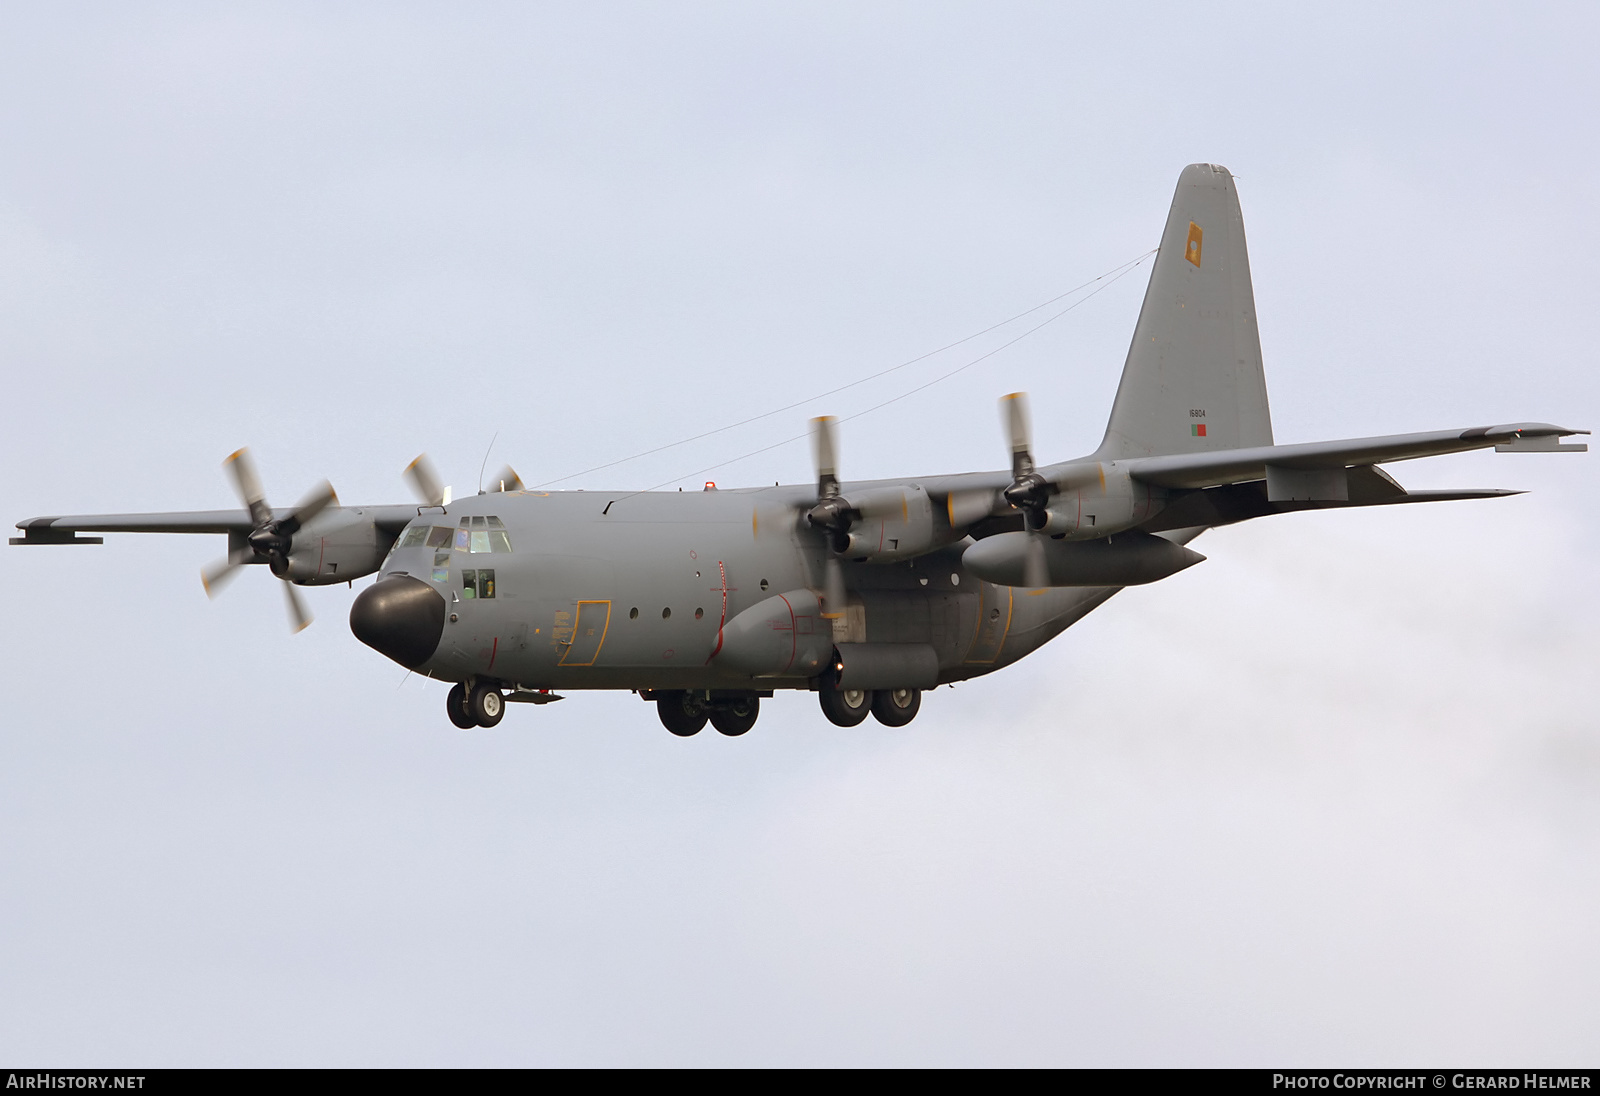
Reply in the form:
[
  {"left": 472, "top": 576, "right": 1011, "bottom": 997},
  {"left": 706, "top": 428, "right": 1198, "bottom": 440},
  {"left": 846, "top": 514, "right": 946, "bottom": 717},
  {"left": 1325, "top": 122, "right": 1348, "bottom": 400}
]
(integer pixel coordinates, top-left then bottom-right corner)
[{"left": 350, "top": 576, "right": 446, "bottom": 669}]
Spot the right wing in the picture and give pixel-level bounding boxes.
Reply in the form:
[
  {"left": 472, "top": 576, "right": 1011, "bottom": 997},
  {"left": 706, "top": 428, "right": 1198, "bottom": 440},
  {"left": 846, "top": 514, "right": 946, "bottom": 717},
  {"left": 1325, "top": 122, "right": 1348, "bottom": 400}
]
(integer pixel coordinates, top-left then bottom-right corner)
[
  {"left": 1120, "top": 422, "right": 1587, "bottom": 491},
  {"left": 11, "top": 510, "right": 252, "bottom": 545}
]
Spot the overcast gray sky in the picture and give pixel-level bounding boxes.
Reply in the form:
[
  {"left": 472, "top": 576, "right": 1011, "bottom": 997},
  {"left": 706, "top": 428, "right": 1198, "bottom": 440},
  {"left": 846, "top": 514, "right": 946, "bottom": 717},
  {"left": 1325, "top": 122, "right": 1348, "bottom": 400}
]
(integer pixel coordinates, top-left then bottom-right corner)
[{"left": 1, "top": 3, "right": 1596, "bottom": 1066}]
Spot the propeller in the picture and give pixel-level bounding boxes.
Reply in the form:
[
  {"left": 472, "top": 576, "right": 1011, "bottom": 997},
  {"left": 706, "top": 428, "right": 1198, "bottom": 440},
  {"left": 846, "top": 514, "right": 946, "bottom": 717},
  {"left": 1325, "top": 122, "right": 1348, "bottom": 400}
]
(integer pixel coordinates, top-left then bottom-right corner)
[
  {"left": 404, "top": 453, "right": 448, "bottom": 507},
  {"left": 805, "top": 416, "right": 850, "bottom": 617},
  {"left": 487, "top": 464, "right": 524, "bottom": 493},
  {"left": 200, "top": 448, "right": 337, "bottom": 633},
  {"left": 998, "top": 393, "right": 1050, "bottom": 587}
]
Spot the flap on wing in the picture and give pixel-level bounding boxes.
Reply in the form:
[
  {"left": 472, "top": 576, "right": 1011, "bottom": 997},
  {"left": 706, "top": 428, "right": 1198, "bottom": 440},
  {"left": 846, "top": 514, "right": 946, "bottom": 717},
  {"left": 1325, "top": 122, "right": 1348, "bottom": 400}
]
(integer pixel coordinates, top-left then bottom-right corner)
[
  {"left": 1125, "top": 423, "right": 1587, "bottom": 489},
  {"left": 1141, "top": 473, "right": 1521, "bottom": 534}
]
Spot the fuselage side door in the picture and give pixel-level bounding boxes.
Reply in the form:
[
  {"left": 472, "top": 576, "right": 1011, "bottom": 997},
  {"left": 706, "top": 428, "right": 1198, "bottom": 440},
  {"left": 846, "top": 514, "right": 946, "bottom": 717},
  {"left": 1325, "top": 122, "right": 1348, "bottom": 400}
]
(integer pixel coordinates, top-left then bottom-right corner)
[{"left": 559, "top": 600, "right": 612, "bottom": 666}]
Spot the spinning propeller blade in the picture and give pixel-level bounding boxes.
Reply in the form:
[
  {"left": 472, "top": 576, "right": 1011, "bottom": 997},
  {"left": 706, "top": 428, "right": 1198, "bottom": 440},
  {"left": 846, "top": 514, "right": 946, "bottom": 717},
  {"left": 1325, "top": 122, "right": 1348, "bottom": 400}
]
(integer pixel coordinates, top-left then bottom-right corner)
[
  {"left": 283, "top": 582, "right": 313, "bottom": 633},
  {"left": 806, "top": 416, "right": 851, "bottom": 618},
  {"left": 1003, "top": 391, "right": 1033, "bottom": 476},
  {"left": 224, "top": 448, "right": 272, "bottom": 527},
  {"left": 280, "top": 480, "right": 338, "bottom": 534},
  {"left": 999, "top": 392, "right": 1051, "bottom": 527},
  {"left": 488, "top": 465, "right": 524, "bottom": 493},
  {"left": 200, "top": 551, "right": 248, "bottom": 598},
  {"left": 404, "top": 454, "right": 446, "bottom": 507},
  {"left": 811, "top": 416, "right": 839, "bottom": 498},
  {"left": 1022, "top": 533, "right": 1049, "bottom": 588}
]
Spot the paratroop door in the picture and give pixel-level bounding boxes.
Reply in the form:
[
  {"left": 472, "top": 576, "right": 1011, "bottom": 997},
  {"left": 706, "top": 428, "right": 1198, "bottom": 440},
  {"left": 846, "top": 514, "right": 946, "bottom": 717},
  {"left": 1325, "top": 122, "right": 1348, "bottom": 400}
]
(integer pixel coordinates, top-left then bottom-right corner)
[
  {"left": 559, "top": 600, "right": 611, "bottom": 666},
  {"left": 964, "top": 584, "right": 1011, "bottom": 664}
]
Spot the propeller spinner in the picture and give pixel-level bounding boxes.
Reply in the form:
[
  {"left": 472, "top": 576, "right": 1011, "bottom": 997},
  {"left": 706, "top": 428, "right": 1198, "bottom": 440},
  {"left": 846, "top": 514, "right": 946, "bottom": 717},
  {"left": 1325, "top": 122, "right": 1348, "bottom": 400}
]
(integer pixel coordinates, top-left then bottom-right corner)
[{"left": 200, "top": 448, "right": 336, "bottom": 633}]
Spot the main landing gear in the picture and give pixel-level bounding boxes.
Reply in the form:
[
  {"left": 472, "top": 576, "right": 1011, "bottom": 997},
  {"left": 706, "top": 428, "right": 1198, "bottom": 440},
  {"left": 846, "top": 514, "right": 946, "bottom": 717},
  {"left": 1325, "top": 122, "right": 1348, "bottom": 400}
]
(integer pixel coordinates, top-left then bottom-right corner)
[
  {"left": 818, "top": 668, "right": 922, "bottom": 728},
  {"left": 653, "top": 691, "right": 762, "bottom": 737},
  {"left": 447, "top": 681, "right": 505, "bottom": 728}
]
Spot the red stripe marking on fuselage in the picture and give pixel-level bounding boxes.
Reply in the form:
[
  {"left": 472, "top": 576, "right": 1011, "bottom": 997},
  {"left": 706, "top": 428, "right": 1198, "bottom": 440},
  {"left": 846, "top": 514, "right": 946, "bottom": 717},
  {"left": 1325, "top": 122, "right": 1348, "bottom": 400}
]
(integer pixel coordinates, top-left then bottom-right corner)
[
  {"left": 706, "top": 560, "right": 731, "bottom": 663},
  {"left": 776, "top": 591, "right": 796, "bottom": 674}
]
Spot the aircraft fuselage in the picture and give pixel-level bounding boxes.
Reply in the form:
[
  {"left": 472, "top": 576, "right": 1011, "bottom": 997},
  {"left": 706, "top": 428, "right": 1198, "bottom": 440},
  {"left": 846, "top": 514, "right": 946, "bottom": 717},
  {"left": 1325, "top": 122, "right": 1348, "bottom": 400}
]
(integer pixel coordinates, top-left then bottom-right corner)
[{"left": 375, "top": 485, "right": 1115, "bottom": 693}]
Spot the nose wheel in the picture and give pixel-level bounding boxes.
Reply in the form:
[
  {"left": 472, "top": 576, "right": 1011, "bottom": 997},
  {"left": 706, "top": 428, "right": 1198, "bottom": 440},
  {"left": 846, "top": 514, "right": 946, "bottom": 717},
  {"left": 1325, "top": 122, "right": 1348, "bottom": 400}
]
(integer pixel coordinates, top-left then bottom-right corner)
[
  {"left": 447, "top": 683, "right": 476, "bottom": 728},
  {"left": 446, "top": 681, "right": 505, "bottom": 728}
]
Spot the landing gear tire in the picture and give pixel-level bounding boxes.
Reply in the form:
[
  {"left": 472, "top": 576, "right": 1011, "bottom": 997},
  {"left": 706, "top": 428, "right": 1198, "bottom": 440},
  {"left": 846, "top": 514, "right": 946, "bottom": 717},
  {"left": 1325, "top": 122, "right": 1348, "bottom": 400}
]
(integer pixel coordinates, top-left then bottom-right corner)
[
  {"left": 470, "top": 682, "right": 505, "bottom": 728},
  {"left": 710, "top": 697, "right": 759, "bottom": 737},
  {"left": 657, "top": 691, "right": 708, "bottom": 737},
  {"left": 446, "top": 683, "right": 476, "bottom": 729},
  {"left": 872, "top": 687, "right": 921, "bottom": 727},
  {"left": 818, "top": 670, "right": 872, "bottom": 727}
]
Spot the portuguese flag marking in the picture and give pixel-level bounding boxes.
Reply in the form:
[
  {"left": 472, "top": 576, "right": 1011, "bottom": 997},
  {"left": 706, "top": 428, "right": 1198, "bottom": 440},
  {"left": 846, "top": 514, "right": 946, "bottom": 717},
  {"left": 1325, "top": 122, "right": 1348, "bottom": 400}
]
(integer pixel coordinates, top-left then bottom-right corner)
[{"left": 1191, "top": 423, "right": 1207, "bottom": 437}]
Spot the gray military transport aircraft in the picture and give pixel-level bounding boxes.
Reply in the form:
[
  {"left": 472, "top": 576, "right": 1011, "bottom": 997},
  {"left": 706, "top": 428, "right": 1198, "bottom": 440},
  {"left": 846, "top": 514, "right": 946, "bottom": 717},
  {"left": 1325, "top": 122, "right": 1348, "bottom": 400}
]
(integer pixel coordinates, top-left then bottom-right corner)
[{"left": 13, "top": 164, "right": 1588, "bottom": 734}]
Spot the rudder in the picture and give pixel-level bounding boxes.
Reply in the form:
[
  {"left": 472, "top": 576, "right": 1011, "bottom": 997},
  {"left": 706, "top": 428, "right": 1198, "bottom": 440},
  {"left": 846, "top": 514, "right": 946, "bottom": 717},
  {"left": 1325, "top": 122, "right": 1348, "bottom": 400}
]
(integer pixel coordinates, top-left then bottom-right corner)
[{"left": 1095, "top": 164, "right": 1273, "bottom": 460}]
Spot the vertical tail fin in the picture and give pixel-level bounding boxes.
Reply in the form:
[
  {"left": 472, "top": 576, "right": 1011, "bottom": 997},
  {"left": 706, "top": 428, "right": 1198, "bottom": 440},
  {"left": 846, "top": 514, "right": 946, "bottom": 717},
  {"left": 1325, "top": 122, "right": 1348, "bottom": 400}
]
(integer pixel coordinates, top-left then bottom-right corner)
[{"left": 1095, "top": 164, "right": 1273, "bottom": 460}]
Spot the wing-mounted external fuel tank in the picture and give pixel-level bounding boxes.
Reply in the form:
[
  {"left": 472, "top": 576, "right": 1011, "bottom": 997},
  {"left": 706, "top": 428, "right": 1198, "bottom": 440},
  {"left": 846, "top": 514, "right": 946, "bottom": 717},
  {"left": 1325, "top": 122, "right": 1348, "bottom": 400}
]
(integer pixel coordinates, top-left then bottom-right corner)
[{"left": 962, "top": 529, "right": 1204, "bottom": 588}]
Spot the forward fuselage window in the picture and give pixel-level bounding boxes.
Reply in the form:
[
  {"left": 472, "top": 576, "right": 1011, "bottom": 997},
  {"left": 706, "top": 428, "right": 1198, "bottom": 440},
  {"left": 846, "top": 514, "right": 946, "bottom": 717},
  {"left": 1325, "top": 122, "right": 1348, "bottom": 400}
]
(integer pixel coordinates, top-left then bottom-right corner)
[{"left": 461, "top": 568, "right": 495, "bottom": 599}]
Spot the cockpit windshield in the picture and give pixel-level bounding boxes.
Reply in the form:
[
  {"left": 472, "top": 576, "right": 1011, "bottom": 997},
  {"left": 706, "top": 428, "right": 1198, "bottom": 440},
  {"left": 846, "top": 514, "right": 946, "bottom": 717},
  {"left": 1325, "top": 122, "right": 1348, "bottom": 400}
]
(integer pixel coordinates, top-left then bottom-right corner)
[{"left": 397, "top": 518, "right": 510, "bottom": 553}]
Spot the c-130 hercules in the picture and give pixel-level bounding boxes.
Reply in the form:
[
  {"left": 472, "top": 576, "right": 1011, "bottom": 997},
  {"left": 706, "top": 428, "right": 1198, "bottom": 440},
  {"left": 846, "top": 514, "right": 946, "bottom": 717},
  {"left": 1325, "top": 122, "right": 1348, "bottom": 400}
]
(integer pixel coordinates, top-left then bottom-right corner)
[{"left": 13, "top": 165, "right": 1587, "bottom": 734}]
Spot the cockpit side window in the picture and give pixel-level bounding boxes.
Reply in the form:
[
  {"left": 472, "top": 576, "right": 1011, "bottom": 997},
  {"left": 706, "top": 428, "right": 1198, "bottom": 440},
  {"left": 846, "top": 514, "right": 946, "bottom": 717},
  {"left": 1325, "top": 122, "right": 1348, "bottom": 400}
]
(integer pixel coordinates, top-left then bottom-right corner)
[
  {"left": 398, "top": 526, "right": 429, "bottom": 548},
  {"left": 425, "top": 525, "right": 453, "bottom": 549},
  {"left": 488, "top": 515, "right": 512, "bottom": 553},
  {"left": 461, "top": 568, "right": 495, "bottom": 599}
]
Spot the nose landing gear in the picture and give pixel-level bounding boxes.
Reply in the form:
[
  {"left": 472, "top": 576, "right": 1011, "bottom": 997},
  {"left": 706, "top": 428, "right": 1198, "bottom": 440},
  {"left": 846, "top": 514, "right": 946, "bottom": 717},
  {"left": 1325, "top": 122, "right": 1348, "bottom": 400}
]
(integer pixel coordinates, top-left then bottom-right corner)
[{"left": 446, "top": 680, "right": 506, "bottom": 728}]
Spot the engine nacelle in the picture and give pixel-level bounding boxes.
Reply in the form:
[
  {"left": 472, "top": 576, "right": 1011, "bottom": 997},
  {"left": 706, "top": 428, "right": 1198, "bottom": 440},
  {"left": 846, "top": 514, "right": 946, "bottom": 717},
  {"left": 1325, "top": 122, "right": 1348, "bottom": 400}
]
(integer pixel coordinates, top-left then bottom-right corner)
[
  {"left": 283, "top": 509, "right": 392, "bottom": 585},
  {"left": 714, "top": 589, "right": 831, "bottom": 679},
  {"left": 1033, "top": 465, "right": 1165, "bottom": 540},
  {"left": 962, "top": 530, "right": 1204, "bottom": 587},
  {"left": 836, "top": 484, "right": 940, "bottom": 562}
]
